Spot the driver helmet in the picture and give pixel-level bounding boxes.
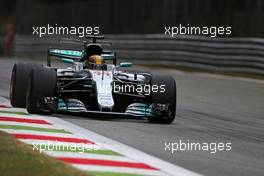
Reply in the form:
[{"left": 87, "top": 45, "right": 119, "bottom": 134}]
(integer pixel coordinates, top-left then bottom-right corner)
[
  {"left": 89, "top": 55, "right": 103, "bottom": 64},
  {"left": 85, "top": 55, "right": 104, "bottom": 69}
]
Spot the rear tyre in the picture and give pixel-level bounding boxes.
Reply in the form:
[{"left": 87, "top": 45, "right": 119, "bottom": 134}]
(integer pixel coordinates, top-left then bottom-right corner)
[
  {"left": 26, "top": 67, "right": 57, "bottom": 114},
  {"left": 147, "top": 75, "right": 177, "bottom": 124},
  {"left": 10, "top": 63, "right": 40, "bottom": 108}
]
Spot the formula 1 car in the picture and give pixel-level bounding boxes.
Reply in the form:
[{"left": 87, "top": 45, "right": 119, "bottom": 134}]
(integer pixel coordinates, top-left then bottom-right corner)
[{"left": 10, "top": 35, "right": 177, "bottom": 123}]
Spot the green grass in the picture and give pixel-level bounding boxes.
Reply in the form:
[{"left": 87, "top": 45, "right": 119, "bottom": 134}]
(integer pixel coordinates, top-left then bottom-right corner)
[{"left": 0, "top": 131, "right": 91, "bottom": 176}]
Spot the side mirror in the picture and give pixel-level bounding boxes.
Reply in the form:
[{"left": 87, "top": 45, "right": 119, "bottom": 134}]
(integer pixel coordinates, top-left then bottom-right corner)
[
  {"left": 119, "top": 62, "right": 132, "bottom": 67},
  {"left": 62, "top": 58, "right": 74, "bottom": 64}
]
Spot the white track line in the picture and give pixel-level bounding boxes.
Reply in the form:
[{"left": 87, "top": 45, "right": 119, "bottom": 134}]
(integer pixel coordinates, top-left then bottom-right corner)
[
  {"left": 0, "top": 121, "right": 54, "bottom": 128},
  {"left": 18, "top": 139, "right": 104, "bottom": 150},
  {"left": 73, "top": 165, "right": 165, "bottom": 176},
  {"left": 0, "top": 129, "right": 74, "bottom": 137},
  {"left": 45, "top": 151, "right": 134, "bottom": 162},
  {"left": 45, "top": 115, "right": 202, "bottom": 176},
  {"left": 0, "top": 113, "right": 43, "bottom": 119},
  {"left": 0, "top": 99, "right": 201, "bottom": 176}
]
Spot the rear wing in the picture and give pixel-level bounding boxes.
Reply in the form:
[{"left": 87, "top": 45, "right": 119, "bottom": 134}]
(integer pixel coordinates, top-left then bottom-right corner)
[{"left": 47, "top": 48, "right": 116, "bottom": 66}]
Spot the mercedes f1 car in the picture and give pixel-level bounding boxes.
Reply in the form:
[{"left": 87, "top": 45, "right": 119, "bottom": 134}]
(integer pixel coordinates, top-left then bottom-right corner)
[{"left": 10, "top": 36, "right": 177, "bottom": 123}]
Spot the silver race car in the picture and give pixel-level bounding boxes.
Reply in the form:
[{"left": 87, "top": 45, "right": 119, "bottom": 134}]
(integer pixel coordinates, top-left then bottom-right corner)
[{"left": 10, "top": 36, "right": 177, "bottom": 123}]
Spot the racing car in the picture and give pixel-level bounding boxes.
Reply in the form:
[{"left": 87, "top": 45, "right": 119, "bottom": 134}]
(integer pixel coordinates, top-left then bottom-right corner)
[{"left": 10, "top": 35, "right": 177, "bottom": 123}]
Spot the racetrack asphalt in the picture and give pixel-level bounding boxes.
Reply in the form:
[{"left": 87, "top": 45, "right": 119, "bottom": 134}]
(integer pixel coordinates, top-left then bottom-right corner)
[{"left": 0, "top": 57, "right": 263, "bottom": 176}]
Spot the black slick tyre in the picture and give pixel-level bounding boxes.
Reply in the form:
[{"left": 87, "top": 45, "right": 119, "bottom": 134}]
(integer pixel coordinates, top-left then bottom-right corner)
[
  {"left": 148, "top": 75, "right": 177, "bottom": 124},
  {"left": 10, "top": 62, "right": 40, "bottom": 108},
  {"left": 26, "top": 67, "right": 57, "bottom": 114}
]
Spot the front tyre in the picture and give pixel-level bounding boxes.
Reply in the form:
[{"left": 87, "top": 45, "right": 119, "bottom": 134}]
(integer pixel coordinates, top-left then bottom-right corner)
[
  {"left": 26, "top": 67, "right": 57, "bottom": 114},
  {"left": 10, "top": 63, "right": 40, "bottom": 108},
  {"left": 148, "top": 75, "right": 177, "bottom": 124}
]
